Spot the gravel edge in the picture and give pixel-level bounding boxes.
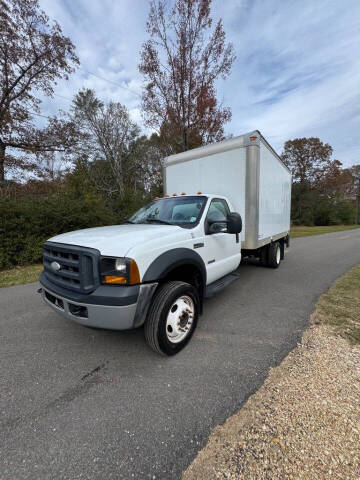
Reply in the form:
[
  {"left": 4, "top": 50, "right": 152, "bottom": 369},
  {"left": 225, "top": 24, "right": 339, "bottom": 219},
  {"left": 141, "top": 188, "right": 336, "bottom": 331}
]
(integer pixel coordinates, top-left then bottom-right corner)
[{"left": 182, "top": 284, "right": 360, "bottom": 479}]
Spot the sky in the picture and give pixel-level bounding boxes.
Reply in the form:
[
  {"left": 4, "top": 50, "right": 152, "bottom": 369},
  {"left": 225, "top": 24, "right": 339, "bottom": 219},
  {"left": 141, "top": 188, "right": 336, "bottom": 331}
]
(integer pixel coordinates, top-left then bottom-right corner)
[{"left": 38, "top": 0, "right": 360, "bottom": 167}]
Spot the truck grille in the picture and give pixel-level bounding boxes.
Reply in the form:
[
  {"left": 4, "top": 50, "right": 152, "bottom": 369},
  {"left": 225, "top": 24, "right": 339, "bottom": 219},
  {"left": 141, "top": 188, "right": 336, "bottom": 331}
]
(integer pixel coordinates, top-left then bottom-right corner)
[{"left": 43, "top": 242, "right": 99, "bottom": 293}]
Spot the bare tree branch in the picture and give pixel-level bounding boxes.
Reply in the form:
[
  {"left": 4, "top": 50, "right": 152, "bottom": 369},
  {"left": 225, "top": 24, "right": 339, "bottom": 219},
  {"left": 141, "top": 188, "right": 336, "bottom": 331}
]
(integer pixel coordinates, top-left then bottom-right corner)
[
  {"left": 0, "top": 0, "right": 79, "bottom": 183},
  {"left": 139, "top": 0, "right": 235, "bottom": 153}
]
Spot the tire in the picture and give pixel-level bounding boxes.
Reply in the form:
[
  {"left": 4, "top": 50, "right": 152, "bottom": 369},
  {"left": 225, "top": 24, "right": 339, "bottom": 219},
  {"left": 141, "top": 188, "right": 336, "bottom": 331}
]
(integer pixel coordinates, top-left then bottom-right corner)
[
  {"left": 268, "top": 241, "right": 281, "bottom": 269},
  {"left": 259, "top": 245, "right": 269, "bottom": 267},
  {"left": 144, "top": 281, "right": 199, "bottom": 356}
]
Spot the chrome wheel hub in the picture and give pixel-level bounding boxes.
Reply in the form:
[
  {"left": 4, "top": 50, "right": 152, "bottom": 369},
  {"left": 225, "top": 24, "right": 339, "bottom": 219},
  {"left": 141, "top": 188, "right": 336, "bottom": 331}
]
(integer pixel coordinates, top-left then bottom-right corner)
[
  {"left": 276, "top": 246, "right": 281, "bottom": 264},
  {"left": 166, "top": 295, "right": 195, "bottom": 343}
]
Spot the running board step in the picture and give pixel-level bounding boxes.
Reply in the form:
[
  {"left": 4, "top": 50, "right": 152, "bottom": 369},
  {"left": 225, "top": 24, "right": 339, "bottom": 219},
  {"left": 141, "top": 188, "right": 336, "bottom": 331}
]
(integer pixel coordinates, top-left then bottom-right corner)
[{"left": 205, "top": 273, "right": 240, "bottom": 298}]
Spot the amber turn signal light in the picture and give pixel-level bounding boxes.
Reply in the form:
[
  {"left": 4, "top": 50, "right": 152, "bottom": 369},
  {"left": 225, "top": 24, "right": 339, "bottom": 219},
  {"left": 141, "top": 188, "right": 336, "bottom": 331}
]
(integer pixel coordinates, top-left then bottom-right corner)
[
  {"left": 104, "top": 275, "right": 127, "bottom": 284},
  {"left": 129, "top": 259, "right": 140, "bottom": 285}
]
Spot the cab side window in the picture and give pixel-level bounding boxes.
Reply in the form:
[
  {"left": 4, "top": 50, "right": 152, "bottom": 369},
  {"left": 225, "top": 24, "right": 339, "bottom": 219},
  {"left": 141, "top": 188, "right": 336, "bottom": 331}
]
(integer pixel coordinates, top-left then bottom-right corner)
[{"left": 206, "top": 198, "right": 230, "bottom": 225}]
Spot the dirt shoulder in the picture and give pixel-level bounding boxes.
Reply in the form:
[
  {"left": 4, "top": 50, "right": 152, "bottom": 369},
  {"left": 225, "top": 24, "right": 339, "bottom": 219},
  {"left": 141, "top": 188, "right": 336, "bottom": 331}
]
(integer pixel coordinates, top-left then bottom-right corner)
[{"left": 182, "top": 265, "right": 360, "bottom": 480}]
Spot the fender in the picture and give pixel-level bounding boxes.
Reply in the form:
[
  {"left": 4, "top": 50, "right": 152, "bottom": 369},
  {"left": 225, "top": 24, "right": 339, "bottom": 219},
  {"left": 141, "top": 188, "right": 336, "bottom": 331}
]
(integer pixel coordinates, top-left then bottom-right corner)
[{"left": 142, "top": 248, "right": 207, "bottom": 292}]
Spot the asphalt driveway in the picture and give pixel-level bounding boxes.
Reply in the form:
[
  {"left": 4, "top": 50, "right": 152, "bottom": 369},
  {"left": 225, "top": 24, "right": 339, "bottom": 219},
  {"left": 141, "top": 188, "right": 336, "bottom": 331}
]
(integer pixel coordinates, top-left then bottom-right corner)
[{"left": 1, "top": 229, "right": 359, "bottom": 479}]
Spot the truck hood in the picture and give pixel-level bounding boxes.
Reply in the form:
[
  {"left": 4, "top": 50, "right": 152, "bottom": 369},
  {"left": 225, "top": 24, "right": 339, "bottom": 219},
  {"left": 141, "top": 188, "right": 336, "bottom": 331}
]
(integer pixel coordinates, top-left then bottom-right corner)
[{"left": 48, "top": 224, "right": 184, "bottom": 257}]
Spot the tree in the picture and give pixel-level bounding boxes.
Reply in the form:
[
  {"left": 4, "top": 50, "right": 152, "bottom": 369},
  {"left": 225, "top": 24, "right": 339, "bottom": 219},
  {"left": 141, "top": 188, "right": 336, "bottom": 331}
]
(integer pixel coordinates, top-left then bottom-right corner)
[
  {"left": 344, "top": 164, "right": 360, "bottom": 198},
  {"left": 0, "top": 0, "right": 79, "bottom": 184},
  {"left": 139, "top": 0, "right": 235, "bottom": 153},
  {"left": 281, "top": 137, "right": 336, "bottom": 185},
  {"left": 281, "top": 137, "right": 358, "bottom": 225},
  {"left": 282, "top": 137, "right": 337, "bottom": 223},
  {"left": 130, "top": 133, "right": 164, "bottom": 194},
  {"left": 72, "top": 89, "right": 150, "bottom": 199}
]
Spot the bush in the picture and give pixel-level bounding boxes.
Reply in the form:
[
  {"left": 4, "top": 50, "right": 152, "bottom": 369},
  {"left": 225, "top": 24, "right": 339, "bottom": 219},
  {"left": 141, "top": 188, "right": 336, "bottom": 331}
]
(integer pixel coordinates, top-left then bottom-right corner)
[
  {"left": 291, "top": 183, "right": 356, "bottom": 226},
  {"left": 332, "top": 199, "right": 355, "bottom": 225},
  {"left": 313, "top": 199, "right": 334, "bottom": 226},
  {"left": 0, "top": 174, "right": 160, "bottom": 270},
  {"left": 0, "top": 157, "right": 163, "bottom": 269},
  {"left": 0, "top": 191, "right": 115, "bottom": 270}
]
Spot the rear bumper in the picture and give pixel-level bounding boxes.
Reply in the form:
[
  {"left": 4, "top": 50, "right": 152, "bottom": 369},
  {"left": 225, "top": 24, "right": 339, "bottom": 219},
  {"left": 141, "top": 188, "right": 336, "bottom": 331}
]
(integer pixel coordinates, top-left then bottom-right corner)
[{"left": 39, "top": 274, "right": 157, "bottom": 330}]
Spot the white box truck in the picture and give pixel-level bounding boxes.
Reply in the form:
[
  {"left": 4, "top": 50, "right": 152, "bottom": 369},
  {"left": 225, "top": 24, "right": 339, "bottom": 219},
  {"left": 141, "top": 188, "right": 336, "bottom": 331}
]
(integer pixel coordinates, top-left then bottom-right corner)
[{"left": 39, "top": 131, "right": 291, "bottom": 356}]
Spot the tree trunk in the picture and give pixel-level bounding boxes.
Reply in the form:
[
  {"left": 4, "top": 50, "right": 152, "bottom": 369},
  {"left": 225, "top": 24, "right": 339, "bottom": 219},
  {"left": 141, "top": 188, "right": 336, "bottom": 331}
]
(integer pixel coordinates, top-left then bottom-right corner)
[
  {"left": 183, "top": 126, "right": 188, "bottom": 151},
  {"left": 0, "top": 141, "right": 5, "bottom": 185}
]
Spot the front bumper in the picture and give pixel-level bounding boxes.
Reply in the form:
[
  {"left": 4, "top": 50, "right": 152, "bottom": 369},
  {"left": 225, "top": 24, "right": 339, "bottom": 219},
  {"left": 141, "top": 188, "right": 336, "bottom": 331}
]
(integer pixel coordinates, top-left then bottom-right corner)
[{"left": 39, "top": 273, "right": 157, "bottom": 330}]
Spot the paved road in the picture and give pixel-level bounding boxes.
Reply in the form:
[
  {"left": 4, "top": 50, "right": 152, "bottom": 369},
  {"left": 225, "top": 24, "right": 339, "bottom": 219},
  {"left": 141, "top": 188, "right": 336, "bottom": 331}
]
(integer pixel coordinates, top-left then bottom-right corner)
[{"left": 1, "top": 229, "right": 360, "bottom": 480}]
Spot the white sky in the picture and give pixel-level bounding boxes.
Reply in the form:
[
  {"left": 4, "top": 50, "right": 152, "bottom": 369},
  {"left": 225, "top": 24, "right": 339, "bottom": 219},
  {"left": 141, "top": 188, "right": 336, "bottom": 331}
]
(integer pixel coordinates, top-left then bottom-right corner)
[{"left": 38, "top": 0, "right": 360, "bottom": 167}]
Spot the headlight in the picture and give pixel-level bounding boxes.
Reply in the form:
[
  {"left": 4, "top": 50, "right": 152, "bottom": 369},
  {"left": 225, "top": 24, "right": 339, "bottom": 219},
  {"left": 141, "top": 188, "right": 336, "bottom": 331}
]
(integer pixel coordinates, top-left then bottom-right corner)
[
  {"left": 115, "top": 258, "right": 127, "bottom": 273},
  {"left": 100, "top": 257, "right": 140, "bottom": 285}
]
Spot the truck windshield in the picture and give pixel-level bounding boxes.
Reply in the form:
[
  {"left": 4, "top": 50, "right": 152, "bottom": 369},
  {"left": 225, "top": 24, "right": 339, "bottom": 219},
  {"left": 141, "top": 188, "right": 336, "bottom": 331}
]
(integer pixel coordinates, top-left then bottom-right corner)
[{"left": 128, "top": 196, "right": 207, "bottom": 228}]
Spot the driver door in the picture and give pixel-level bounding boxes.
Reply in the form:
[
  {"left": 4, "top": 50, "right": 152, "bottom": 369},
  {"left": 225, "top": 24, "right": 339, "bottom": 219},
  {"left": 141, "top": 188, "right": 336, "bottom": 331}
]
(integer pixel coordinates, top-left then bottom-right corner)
[{"left": 201, "top": 198, "right": 241, "bottom": 284}]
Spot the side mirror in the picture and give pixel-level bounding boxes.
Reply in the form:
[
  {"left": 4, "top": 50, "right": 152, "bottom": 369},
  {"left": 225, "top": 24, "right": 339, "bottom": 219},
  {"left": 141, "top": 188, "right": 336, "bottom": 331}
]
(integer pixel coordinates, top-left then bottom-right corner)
[{"left": 227, "top": 212, "right": 242, "bottom": 234}]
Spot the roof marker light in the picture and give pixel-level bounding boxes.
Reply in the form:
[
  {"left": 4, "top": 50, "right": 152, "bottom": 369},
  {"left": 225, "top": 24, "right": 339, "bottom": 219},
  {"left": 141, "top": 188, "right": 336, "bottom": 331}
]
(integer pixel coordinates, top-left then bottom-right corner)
[
  {"left": 250, "top": 136, "right": 257, "bottom": 141},
  {"left": 164, "top": 194, "right": 169, "bottom": 197},
  {"left": 197, "top": 191, "right": 202, "bottom": 194},
  {"left": 173, "top": 193, "right": 177, "bottom": 196},
  {"left": 181, "top": 192, "right": 186, "bottom": 195}
]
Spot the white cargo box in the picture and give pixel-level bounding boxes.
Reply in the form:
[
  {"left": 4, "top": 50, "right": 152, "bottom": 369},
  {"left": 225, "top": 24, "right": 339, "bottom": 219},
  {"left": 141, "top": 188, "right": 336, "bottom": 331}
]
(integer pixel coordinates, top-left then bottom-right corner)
[{"left": 164, "top": 130, "right": 291, "bottom": 250}]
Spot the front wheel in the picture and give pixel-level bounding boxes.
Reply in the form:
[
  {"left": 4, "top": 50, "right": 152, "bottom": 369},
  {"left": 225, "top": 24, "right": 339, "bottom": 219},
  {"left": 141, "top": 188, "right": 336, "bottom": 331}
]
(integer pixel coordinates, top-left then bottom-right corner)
[{"left": 144, "top": 281, "right": 199, "bottom": 356}]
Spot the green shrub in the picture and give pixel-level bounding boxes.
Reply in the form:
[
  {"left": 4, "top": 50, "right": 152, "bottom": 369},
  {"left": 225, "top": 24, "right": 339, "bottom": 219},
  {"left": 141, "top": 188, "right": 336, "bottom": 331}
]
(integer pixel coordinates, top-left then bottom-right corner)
[
  {"left": 0, "top": 191, "right": 115, "bottom": 270},
  {"left": 291, "top": 183, "right": 356, "bottom": 226},
  {"left": 0, "top": 178, "right": 160, "bottom": 269},
  {"left": 332, "top": 199, "right": 355, "bottom": 225}
]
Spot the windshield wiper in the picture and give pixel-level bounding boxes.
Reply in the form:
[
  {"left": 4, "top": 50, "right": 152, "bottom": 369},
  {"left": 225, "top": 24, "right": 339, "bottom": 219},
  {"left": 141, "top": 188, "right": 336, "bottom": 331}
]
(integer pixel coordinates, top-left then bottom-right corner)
[{"left": 144, "top": 218, "right": 173, "bottom": 225}]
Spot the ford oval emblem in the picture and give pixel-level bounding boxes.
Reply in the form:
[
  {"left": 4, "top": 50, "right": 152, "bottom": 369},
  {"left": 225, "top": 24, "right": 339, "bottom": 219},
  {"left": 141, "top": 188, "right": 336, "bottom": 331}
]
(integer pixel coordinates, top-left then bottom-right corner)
[{"left": 51, "top": 261, "right": 61, "bottom": 271}]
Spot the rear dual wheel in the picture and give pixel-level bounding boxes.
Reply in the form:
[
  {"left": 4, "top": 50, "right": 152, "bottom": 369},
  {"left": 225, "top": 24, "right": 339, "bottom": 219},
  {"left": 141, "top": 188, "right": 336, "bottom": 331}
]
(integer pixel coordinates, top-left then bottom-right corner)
[
  {"left": 144, "top": 281, "right": 199, "bottom": 356},
  {"left": 260, "top": 241, "right": 281, "bottom": 269}
]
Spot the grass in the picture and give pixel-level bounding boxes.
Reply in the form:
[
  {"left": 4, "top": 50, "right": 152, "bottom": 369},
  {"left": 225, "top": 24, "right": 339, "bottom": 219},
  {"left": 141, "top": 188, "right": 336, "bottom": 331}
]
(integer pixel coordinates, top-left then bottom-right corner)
[
  {"left": 291, "top": 224, "right": 359, "bottom": 238},
  {"left": 0, "top": 264, "right": 43, "bottom": 288},
  {"left": 313, "top": 263, "right": 360, "bottom": 344}
]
